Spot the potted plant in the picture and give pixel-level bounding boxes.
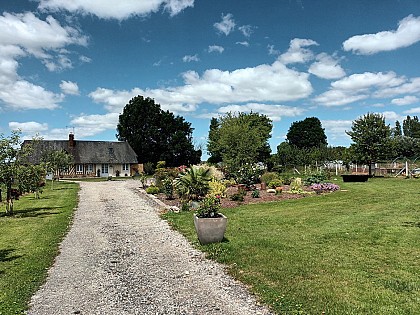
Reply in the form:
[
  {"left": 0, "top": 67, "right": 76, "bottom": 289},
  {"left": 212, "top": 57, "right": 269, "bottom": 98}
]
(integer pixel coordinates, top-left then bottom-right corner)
[{"left": 194, "top": 195, "right": 227, "bottom": 245}]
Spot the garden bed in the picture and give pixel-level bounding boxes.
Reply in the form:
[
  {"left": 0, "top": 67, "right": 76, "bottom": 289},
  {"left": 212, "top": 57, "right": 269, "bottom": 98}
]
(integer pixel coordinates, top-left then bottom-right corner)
[{"left": 156, "top": 184, "right": 310, "bottom": 209}]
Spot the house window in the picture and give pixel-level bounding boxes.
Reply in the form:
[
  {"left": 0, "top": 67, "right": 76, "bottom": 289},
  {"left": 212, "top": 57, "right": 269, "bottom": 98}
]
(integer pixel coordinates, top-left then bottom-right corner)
[
  {"left": 122, "top": 163, "right": 129, "bottom": 171},
  {"left": 101, "top": 164, "right": 109, "bottom": 174},
  {"left": 86, "top": 164, "right": 93, "bottom": 173},
  {"left": 76, "top": 164, "right": 83, "bottom": 173}
]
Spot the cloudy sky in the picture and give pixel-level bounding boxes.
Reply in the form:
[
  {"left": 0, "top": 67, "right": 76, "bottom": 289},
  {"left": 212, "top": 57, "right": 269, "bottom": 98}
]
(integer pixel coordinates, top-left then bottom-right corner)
[{"left": 1, "top": 0, "right": 420, "bottom": 158}]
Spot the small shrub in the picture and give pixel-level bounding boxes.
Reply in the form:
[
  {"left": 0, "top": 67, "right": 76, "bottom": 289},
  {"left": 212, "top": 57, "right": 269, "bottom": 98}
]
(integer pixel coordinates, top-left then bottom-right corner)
[
  {"left": 268, "top": 179, "right": 283, "bottom": 189},
  {"left": 261, "top": 172, "right": 279, "bottom": 185},
  {"left": 311, "top": 182, "right": 340, "bottom": 194},
  {"left": 143, "top": 162, "right": 155, "bottom": 175},
  {"left": 251, "top": 189, "right": 260, "bottom": 198},
  {"left": 235, "top": 163, "right": 263, "bottom": 188},
  {"left": 162, "top": 178, "right": 174, "bottom": 199},
  {"left": 280, "top": 175, "right": 293, "bottom": 185},
  {"left": 209, "top": 178, "right": 227, "bottom": 197},
  {"left": 196, "top": 195, "right": 222, "bottom": 218},
  {"left": 156, "top": 160, "right": 166, "bottom": 169},
  {"left": 180, "top": 201, "right": 190, "bottom": 212},
  {"left": 221, "top": 178, "right": 236, "bottom": 187},
  {"left": 145, "top": 185, "right": 159, "bottom": 194},
  {"left": 304, "top": 172, "right": 329, "bottom": 186},
  {"left": 230, "top": 188, "right": 246, "bottom": 202}
]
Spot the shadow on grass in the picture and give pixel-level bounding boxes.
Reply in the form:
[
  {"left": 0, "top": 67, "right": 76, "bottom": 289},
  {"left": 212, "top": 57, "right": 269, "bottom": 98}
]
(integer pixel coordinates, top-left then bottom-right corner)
[
  {"left": 402, "top": 221, "right": 420, "bottom": 228},
  {"left": 0, "top": 206, "right": 63, "bottom": 218},
  {"left": 0, "top": 248, "right": 22, "bottom": 263}
]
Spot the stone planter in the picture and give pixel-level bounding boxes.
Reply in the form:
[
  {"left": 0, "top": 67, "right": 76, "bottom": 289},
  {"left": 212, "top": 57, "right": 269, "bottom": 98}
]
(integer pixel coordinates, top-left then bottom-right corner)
[{"left": 194, "top": 213, "right": 227, "bottom": 245}]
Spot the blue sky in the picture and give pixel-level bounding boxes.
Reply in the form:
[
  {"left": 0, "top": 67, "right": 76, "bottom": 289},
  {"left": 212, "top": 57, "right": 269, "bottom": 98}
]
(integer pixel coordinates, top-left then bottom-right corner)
[{"left": 1, "top": 0, "right": 420, "bottom": 159}]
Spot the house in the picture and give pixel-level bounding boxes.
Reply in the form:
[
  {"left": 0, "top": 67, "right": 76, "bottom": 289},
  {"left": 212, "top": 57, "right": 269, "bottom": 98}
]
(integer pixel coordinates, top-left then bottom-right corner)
[{"left": 24, "top": 133, "right": 139, "bottom": 178}]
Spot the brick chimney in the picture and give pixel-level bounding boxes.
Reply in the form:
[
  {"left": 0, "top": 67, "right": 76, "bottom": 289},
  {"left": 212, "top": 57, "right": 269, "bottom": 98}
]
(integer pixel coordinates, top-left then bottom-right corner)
[{"left": 69, "top": 133, "right": 75, "bottom": 147}]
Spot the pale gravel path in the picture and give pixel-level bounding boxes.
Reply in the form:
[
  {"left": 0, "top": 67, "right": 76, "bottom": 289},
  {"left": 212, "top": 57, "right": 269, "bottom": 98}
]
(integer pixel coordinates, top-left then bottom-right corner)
[{"left": 27, "top": 180, "right": 273, "bottom": 315}]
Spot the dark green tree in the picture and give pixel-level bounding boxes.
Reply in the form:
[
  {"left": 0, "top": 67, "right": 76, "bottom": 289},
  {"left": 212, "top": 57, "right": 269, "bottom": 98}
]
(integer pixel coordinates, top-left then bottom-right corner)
[
  {"left": 207, "top": 112, "right": 272, "bottom": 171},
  {"left": 286, "top": 117, "right": 327, "bottom": 149},
  {"left": 392, "top": 120, "right": 402, "bottom": 137},
  {"left": 402, "top": 115, "right": 420, "bottom": 138},
  {"left": 116, "top": 96, "right": 201, "bottom": 167},
  {"left": 207, "top": 117, "right": 222, "bottom": 164},
  {"left": 346, "top": 113, "right": 392, "bottom": 176}
]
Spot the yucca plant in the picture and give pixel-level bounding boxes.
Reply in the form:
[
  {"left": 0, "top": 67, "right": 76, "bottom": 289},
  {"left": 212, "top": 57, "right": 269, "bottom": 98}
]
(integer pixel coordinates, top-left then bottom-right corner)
[{"left": 174, "top": 166, "right": 211, "bottom": 201}]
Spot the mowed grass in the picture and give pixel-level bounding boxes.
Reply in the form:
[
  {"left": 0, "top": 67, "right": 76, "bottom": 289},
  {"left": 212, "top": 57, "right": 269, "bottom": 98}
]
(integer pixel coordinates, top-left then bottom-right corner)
[
  {"left": 163, "top": 178, "right": 420, "bottom": 314},
  {"left": 0, "top": 181, "right": 79, "bottom": 314}
]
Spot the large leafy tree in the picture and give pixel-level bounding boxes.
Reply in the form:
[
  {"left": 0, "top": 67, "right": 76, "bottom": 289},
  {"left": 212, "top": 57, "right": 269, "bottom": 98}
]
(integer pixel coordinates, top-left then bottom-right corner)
[
  {"left": 207, "top": 112, "right": 272, "bottom": 170},
  {"left": 346, "top": 113, "right": 392, "bottom": 176},
  {"left": 116, "top": 96, "right": 201, "bottom": 167},
  {"left": 402, "top": 115, "right": 420, "bottom": 138},
  {"left": 0, "top": 131, "right": 40, "bottom": 214},
  {"left": 207, "top": 117, "right": 222, "bottom": 164},
  {"left": 286, "top": 117, "right": 327, "bottom": 149},
  {"left": 41, "top": 149, "right": 73, "bottom": 189}
]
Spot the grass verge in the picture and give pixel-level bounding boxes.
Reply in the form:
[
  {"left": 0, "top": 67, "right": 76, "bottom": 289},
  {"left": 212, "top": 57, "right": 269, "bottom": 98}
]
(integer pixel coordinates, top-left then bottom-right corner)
[
  {"left": 0, "top": 180, "right": 79, "bottom": 314},
  {"left": 162, "top": 178, "right": 420, "bottom": 314}
]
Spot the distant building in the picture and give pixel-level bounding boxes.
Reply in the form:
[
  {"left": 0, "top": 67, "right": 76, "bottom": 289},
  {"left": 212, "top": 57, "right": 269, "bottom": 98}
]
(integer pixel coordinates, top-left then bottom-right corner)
[{"left": 24, "top": 133, "right": 139, "bottom": 178}]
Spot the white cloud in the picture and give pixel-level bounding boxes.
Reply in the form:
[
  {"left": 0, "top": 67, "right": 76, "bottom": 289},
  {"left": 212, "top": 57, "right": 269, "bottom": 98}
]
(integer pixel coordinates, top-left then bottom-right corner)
[
  {"left": 279, "top": 38, "right": 318, "bottom": 64},
  {"left": 391, "top": 95, "right": 419, "bottom": 106},
  {"left": 236, "top": 41, "right": 249, "bottom": 47},
  {"left": 374, "top": 77, "right": 420, "bottom": 98},
  {"left": 89, "top": 61, "right": 313, "bottom": 113},
  {"left": 315, "top": 71, "right": 407, "bottom": 106},
  {"left": 239, "top": 25, "right": 253, "bottom": 37},
  {"left": 79, "top": 55, "right": 92, "bottom": 63},
  {"left": 182, "top": 54, "right": 199, "bottom": 62},
  {"left": 321, "top": 119, "right": 353, "bottom": 142},
  {"left": 37, "top": 0, "right": 194, "bottom": 19},
  {"left": 60, "top": 80, "right": 80, "bottom": 95},
  {"left": 0, "top": 12, "right": 87, "bottom": 110},
  {"left": 404, "top": 107, "right": 420, "bottom": 115},
  {"left": 214, "top": 13, "right": 235, "bottom": 36},
  {"left": 343, "top": 15, "right": 420, "bottom": 55},
  {"left": 267, "top": 44, "right": 280, "bottom": 56},
  {"left": 308, "top": 53, "right": 345, "bottom": 79},
  {"left": 8, "top": 121, "right": 48, "bottom": 134},
  {"left": 217, "top": 103, "right": 305, "bottom": 121},
  {"left": 208, "top": 45, "right": 224, "bottom": 53},
  {"left": 381, "top": 111, "right": 404, "bottom": 123}
]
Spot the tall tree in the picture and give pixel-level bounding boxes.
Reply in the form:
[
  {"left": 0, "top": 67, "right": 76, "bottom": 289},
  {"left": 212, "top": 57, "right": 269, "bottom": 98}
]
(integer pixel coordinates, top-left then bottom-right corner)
[
  {"left": 286, "top": 117, "right": 327, "bottom": 149},
  {"left": 117, "top": 95, "right": 201, "bottom": 167},
  {"left": 392, "top": 120, "right": 402, "bottom": 137},
  {"left": 207, "top": 112, "right": 272, "bottom": 170},
  {"left": 346, "top": 113, "right": 391, "bottom": 176},
  {"left": 41, "top": 149, "right": 73, "bottom": 189},
  {"left": 402, "top": 115, "right": 420, "bottom": 138},
  {"left": 0, "top": 131, "right": 38, "bottom": 214},
  {"left": 207, "top": 117, "right": 222, "bottom": 164}
]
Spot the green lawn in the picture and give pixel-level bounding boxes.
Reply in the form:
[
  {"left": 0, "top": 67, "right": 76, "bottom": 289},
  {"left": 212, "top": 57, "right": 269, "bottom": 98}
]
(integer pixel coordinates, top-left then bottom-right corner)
[
  {"left": 163, "top": 178, "right": 420, "bottom": 314},
  {"left": 0, "top": 181, "right": 79, "bottom": 314}
]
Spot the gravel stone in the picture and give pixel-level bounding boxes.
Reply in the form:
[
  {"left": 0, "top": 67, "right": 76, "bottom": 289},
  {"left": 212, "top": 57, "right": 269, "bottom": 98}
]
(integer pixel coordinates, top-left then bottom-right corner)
[{"left": 27, "top": 180, "right": 273, "bottom": 315}]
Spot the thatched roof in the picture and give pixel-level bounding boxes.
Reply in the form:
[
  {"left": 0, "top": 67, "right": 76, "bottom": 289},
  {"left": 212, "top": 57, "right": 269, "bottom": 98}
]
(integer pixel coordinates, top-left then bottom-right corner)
[{"left": 24, "top": 137, "right": 138, "bottom": 164}]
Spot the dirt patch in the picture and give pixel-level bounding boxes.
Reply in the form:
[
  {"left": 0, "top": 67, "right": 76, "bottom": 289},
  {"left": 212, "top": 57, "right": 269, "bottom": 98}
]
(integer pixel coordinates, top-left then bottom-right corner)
[{"left": 156, "top": 184, "right": 312, "bottom": 209}]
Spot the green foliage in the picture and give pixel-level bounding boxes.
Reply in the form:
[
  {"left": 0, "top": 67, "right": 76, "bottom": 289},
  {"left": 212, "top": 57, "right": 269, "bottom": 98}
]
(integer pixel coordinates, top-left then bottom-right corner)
[
  {"left": 162, "top": 178, "right": 174, "bottom": 199},
  {"left": 303, "top": 171, "right": 329, "bottom": 186},
  {"left": 251, "top": 189, "right": 260, "bottom": 198},
  {"left": 402, "top": 115, "right": 420, "bottom": 138},
  {"left": 208, "top": 178, "right": 227, "bottom": 197},
  {"left": 260, "top": 172, "right": 279, "bottom": 184},
  {"left": 207, "top": 117, "right": 223, "bottom": 164},
  {"left": 16, "top": 164, "right": 46, "bottom": 199},
  {"left": 145, "top": 185, "right": 160, "bottom": 194},
  {"left": 41, "top": 149, "right": 73, "bottom": 187},
  {"left": 390, "top": 136, "right": 420, "bottom": 158},
  {"left": 156, "top": 160, "right": 166, "bottom": 169},
  {"left": 174, "top": 166, "right": 211, "bottom": 201},
  {"left": 207, "top": 112, "right": 272, "bottom": 170},
  {"left": 230, "top": 188, "right": 246, "bottom": 201},
  {"left": 268, "top": 179, "right": 283, "bottom": 189},
  {"left": 286, "top": 117, "right": 327, "bottom": 149},
  {"left": 234, "top": 163, "right": 263, "bottom": 188},
  {"left": 196, "top": 195, "right": 222, "bottom": 218},
  {"left": 289, "top": 177, "right": 305, "bottom": 194},
  {"left": 117, "top": 95, "right": 201, "bottom": 167},
  {"left": 280, "top": 175, "right": 293, "bottom": 185},
  {"left": 154, "top": 167, "right": 179, "bottom": 189},
  {"left": 346, "top": 112, "right": 392, "bottom": 175},
  {"left": 143, "top": 162, "right": 155, "bottom": 175}
]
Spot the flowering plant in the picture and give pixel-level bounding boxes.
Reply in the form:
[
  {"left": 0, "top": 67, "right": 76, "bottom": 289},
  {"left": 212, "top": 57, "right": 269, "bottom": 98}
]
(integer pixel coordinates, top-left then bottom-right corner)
[
  {"left": 235, "top": 163, "right": 262, "bottom": 188},
  {"left": 310, "top": 183, "right": 340, "bottom": 194},
  {"left": 196, "top": 194, "right": 222, "bottom": 218}
]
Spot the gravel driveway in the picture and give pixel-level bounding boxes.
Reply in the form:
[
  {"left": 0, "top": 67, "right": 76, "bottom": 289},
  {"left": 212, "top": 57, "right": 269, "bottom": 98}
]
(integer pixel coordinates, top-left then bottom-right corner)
[{"left": 27, "top": 180, "right": 272, "bottom": 315}]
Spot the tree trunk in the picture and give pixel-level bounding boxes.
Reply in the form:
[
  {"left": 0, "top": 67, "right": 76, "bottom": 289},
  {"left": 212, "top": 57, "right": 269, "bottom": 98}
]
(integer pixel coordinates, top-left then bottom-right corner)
[
  {"left": 368, "top": 162, "right": 372, "bottom": 176},
  {"left": 5, "top": 184, "right": 13, "bottom": 215}
]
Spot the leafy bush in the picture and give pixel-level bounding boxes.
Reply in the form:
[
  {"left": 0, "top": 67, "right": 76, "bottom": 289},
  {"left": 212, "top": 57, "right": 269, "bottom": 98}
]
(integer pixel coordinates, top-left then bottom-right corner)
[
  {"left": 261, "top": 172, "right": 280, "bottom": 184},
  {"left": 145, "top": 185, "right": 159, "bottom": 194},
  {"left": 304, "top": 172, "right": 329, "bottom": 186},
  {"left": 311, "top": 182, "right": 340, "bottom": 194},
  {"left": 196, "top": 195, "right": 222, "bottom": 218},
  {"left": 162, "top": 178, "right": 174, "bottom": 199},
  {"left": 143, "top": 162, "right": 155, "bottom": 175},
  {"left": 251, "top": 189, "right": 260, "bottom": 198},
  {"left": 156, "top": 160, "right": 166, "bottom": 169},
  {"left": 221, "top": 178, "right": 236, "bottom": 187},
  {"left": 230, "top": 188, "right": 246, "bottom": 201},
  {"left": 154, "top": 167, "right": 179, "bottom": 189},
  {"left": 174, "top": 166, "right": 211, "bottom": 201},
  {"left": 235, "top": 163, "right": 263, "bottom": 188},
  {"left": 280, "top": 175, "right": 293, "bottom": 185},
  {"left": 289, "top": 178, "right": 305, "bottom": 194},
  {"left": 268, "top": 179, "right": 283, "bottom": 189},
  {"left": 209, "top": 178, "right": 227, "bottom": 197}
]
